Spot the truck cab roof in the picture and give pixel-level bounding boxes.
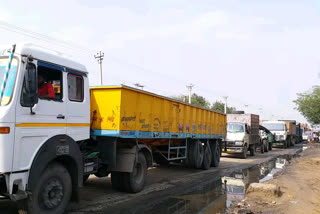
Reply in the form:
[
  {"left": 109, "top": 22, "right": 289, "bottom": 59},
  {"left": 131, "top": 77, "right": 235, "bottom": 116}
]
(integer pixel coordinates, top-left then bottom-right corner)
[{"left": 1, "top": 43, "right": 87, "bottom": 74}]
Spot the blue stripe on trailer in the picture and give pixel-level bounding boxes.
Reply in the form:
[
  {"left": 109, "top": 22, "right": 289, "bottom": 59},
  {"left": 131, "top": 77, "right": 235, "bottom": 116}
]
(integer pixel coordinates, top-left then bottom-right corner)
[{"left": 91, "top": 129, "right": 225, "bottom": 139}]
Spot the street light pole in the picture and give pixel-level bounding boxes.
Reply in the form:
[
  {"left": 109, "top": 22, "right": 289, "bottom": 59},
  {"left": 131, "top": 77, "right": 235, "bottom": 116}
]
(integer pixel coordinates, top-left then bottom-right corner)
[
  {"left": 223, "top": 96, "right": 228, "bottom": 114},
  {"left": 186, "top": 84, "right": 194, "bottom": 104}
]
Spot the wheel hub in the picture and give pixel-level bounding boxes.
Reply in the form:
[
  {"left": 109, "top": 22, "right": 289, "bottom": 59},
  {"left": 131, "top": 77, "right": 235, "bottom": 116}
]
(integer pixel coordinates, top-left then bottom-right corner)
[{"left": 41, "top": 178, "right": 64, "bottom": 209}]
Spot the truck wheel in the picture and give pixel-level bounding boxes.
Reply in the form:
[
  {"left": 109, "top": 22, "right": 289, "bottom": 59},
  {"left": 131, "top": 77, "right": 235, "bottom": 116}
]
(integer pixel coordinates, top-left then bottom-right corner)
[
  {"left": 189, "top": 140, "right": 204, "bottom": 169},
  {"left": 202, "top": 142, "right": 212, "bottom": 170},
  {"left": 123, "top": 152, "right": 147, "bottom": 193},
  {"left": 283, "top": 140, "right": 288, "bottom": 149},
  {"left": 269, "top": 142, "right": 273, "bottom": 151},
  {"left": 250, "top": 145, "right": 256, "bottom": 156},
  {"left": 260, "top": 143, "right": 265, "bottom": 153},
  {"left": 22, "top": 163, "right": 72, "bottom": 214},
  {"left": 210, "top": 142, "right": 221, "bottom": 167},
  {"left": 241, "top": 146, "right": 247, "bottom": 159},
  {"left": 111, "top": 172, "right": 126, "bottom": 192},
  {"left": 264, "top": 140, "right": 269, "bottom": 152}
]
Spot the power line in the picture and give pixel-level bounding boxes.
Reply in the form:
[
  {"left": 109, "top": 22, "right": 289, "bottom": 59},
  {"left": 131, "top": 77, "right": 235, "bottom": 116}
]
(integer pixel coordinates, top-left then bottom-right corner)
[
  {"left": 0, "top": 19, "right": 264, "bottom": 113},
  {"left": 0, "top": 20, "right": 87, "bottom": 53}
]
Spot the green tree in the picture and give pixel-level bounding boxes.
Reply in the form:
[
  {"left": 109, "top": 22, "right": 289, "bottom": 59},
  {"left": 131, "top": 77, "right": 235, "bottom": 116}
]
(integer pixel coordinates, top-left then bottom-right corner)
[
  {"left": 211, "top": 101, "right": 235, "bottom": 114},
  {"left": 171, "top": 93, "right": 210, "bottom": 108},
  {"left": 294, "top": 86, "right": 320, "bottom": 124}
]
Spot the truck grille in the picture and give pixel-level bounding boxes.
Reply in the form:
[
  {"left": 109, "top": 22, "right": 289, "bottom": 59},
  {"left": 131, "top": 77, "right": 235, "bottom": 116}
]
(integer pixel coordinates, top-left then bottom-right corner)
[{"left": 226, "top": 141, "right": 235, "bottom": 146}]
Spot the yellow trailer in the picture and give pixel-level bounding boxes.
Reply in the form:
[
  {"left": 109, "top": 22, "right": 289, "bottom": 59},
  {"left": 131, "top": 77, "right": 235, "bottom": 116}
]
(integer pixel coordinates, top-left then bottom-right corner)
[
  {"left": 90, "top": 85, "right": 226, "bottom": 169},
  {"left": 90, "top": 85, "right": 226, "bottom": 139}
]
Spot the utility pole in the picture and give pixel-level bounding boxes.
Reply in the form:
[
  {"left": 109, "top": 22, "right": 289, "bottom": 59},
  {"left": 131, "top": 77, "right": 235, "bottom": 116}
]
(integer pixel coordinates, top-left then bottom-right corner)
[
  {"left": 94, "top": 51, "right": 104, "bottom": 85},
  {"left": 223, "top": 96, "right": 228, "bottom": 114},
  {"left": 186, "top": 84, "right": 194, "bottom": 104}
]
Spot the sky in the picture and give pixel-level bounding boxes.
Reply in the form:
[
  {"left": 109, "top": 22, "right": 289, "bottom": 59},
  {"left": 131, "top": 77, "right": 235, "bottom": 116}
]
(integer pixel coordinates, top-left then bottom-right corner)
[{"left": 1, "top": 0, "right": 320, "bottom": 123}]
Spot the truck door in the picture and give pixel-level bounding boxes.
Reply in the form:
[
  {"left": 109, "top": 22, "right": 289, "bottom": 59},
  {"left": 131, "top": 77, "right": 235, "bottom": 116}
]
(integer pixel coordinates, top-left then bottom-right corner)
[
  {"left": 14, "top": 61, "right": 67, "bottom": 171},
  {"left": 66, "top": 70, "right": 90, "bottom": 141}
]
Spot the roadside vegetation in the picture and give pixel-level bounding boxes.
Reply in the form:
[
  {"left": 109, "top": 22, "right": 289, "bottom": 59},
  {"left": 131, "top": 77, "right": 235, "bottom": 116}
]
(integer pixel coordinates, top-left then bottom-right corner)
[
  {"left": 294, "top": 86, "right": 320, "bottom": 124},
  {"left": 172, "top": 93, "right": 236, "bottom": 113}
]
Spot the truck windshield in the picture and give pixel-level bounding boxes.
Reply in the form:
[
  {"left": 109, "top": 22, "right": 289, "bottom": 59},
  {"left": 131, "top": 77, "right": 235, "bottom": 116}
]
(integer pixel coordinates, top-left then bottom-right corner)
[
  {"left": 227, "top": 123, "right": 244, "bottom": 133},
  {"left": 262, "top": 123, "right": 285, "bottom": 131},
  {"left": 0, "top": 58, "right": 18, "bottom": 106}
]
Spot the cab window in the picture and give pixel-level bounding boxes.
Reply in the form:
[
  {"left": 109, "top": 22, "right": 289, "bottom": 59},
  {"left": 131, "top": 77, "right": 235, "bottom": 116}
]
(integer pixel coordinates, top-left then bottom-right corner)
[
  {"left": 68, "top": 74, "right": 83, "bottom": 102},
  {"left": 37, "top": 64, "right": 63, "bottom": 101}
]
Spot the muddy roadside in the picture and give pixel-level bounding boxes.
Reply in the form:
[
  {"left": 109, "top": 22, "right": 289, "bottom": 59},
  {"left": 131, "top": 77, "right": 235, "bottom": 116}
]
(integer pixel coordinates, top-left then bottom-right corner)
[{"left": 229, "top": 143, "right": 320, "bottom": 214}]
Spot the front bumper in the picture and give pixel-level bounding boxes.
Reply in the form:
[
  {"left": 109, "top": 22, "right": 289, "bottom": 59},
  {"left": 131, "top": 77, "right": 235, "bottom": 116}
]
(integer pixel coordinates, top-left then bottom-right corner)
[
  {"left": 222, "top": 141, "right": 244, "bottom": 153},
  {"left": 273, "top": 140, "right": 285, "bottom": 146},
  {"left": 222, "top": 147, "right": 244, "bottom": 153}
]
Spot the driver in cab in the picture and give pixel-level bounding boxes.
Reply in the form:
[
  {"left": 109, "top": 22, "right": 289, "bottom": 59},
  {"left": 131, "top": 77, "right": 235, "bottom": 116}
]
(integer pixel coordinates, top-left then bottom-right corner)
[{"left": 38, "top": 73, "right": 55, "bottom": 99}]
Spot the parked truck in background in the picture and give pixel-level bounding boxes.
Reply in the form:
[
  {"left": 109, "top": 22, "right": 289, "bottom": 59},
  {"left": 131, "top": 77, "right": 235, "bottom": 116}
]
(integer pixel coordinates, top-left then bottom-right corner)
[
  {"left": 280, "top": 120, "right": 297, "bottom": 146},
  {"left": 223, "top": 112, "right": 260, "bottom": 158},
  {"left": 259, "top": 125, "right": 274, "bottom": 152},
  {"left": 0, "top": 44, "right": 226, "bottom": 214},
  {"left": 262, "top": 120, "right": 296, "bottom": 148}
]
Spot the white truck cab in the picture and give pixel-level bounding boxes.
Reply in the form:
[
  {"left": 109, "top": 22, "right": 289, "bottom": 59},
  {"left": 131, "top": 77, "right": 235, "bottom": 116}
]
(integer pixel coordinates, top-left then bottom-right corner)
[
  {"left": 226, "top": 123, "right": 246, "bottom": 146},
  {"left": 0, "top": 44, "right": 90, "bottom": 212},
  {"left": 224, "top": 113, "right": 260, "bottom": 159},
  {"left": 262, "top": 121, "right": 287, "bottom": 147}
]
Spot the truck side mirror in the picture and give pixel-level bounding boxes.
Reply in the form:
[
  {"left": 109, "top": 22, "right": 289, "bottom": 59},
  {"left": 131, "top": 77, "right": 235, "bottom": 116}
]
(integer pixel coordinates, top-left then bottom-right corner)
[{"left": 21, "top": 63, "right": 38, "bottom": 108}]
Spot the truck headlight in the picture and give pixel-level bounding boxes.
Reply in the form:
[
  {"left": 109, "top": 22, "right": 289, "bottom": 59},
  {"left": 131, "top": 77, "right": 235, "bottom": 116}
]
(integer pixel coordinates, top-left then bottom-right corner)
[{"left": 235, "top": 141, "right": 243, "bottom": 146}]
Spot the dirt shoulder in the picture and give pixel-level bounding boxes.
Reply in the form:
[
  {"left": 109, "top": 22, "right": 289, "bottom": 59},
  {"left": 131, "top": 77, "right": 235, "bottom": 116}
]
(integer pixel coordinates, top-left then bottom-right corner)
[{"left": 230, "top": 144, "right": 320, "bottom": 214}]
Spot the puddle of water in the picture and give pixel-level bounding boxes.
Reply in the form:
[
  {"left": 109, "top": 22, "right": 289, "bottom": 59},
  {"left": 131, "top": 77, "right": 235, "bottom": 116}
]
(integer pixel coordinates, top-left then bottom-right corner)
[
  {"left": 134, "top": 154, "right": 294, "bottom": 214},
  {"left": 222, "top": 155, "right": 292, "bottom": 210}
]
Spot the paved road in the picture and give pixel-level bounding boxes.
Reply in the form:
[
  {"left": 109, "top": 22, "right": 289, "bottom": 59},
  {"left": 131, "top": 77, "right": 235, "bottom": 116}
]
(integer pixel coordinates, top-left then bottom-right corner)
[{"left": 0, "top": 144, "right": 304, "bottom": 214}]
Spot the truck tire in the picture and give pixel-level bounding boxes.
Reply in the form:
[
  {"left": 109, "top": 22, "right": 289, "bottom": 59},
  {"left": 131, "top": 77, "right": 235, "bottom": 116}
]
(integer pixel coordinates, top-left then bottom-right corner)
[
  {"left": 250, "top": 144, "right": 255, "bottom": 156},
  {"left": 283, "top": 140, "right": 288, "bottom": 149},
  {"left": 189, "top": 140, "right": 204, "bottom": 169},
  {"left": 269, "top": 142, "right": 273, "bottom": 151},
  {"left": 111, "top": 172, "right": 126, "bottom": 192},
  {"left": 241, "top": 146, "right": 247, "bottom": 159},
  {"left": 123, "top": 152, "right": 147, "bottom": 193},
  {"left": 260, "top": 143, "right": 265, "bottom": 153},
  {"left": 202, "top": 142, "right": 212, "bottom": 170},
  {"left": 21, "top": 163, "right": 72, "bottom": 214},
  {"left": 263, "top": 140, "right": 269, "bottom": 152},
  {"left": 210, "top": 142, "right": 221, "bottom": 167}
]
